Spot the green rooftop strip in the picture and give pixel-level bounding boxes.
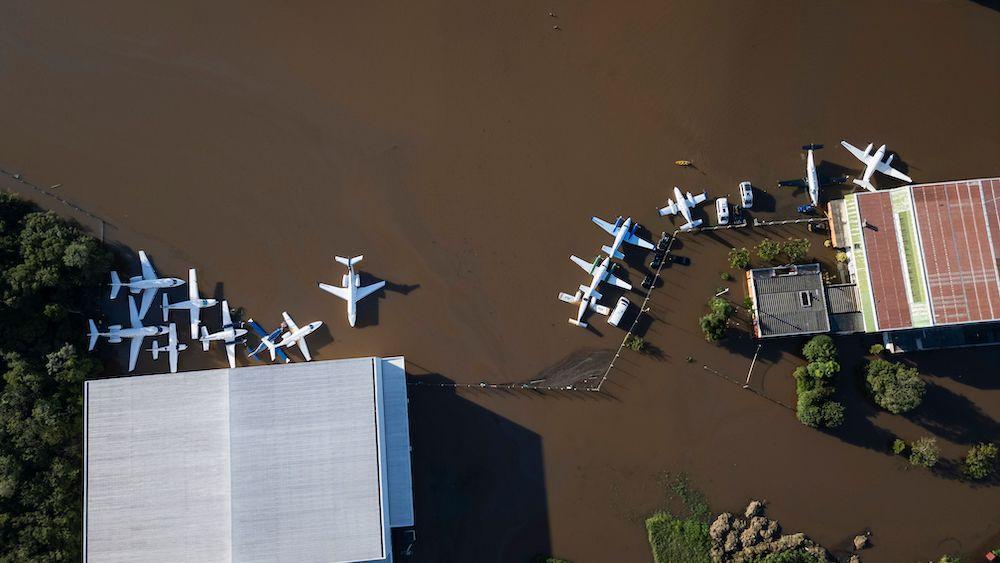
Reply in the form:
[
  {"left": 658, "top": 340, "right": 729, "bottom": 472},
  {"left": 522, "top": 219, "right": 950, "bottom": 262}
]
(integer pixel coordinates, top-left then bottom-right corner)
[
  {"left": 890, "top": 188, "right": 932, "bottom": 327},
  {"left": 845, "top": 195, "right": 878, "bottom": 332}
]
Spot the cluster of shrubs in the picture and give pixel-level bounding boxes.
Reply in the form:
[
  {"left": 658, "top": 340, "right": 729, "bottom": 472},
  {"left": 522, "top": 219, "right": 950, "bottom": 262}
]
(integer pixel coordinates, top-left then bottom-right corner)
[
  {"left": 864, "top": 357, "right": 925, "bottom": 414},
  {"left": 892, "top": 438, "right": 997, "bottom": 479},
  {"left": 793, "top": 335, "right": 845, "bottom": 428},
  {"left": 755, "top": 238, "right": 810, "bottom": 264},
  {"left": 699, "top": 296, "right": 734, "bottom": 342}
]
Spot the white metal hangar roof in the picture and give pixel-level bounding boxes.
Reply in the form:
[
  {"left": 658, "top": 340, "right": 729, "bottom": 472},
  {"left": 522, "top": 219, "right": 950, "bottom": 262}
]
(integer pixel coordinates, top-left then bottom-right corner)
[{"left": 83, "top": 357, "right": 414, "bottom": 563}]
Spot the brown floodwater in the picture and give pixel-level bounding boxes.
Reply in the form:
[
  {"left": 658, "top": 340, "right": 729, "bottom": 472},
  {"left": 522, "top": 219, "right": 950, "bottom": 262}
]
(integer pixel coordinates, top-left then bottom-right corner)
[{"left": 1, "top": 1, "right": 998, "bottom": 561}]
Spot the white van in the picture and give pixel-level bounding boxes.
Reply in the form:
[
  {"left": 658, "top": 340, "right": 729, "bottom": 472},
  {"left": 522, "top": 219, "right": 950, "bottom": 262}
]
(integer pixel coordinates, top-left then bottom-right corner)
[
  {"left": 608, "top": 296, "right": 630, "bottom": 327},
  {"left": 716, "top": 197, "right": 730, "bottom": 225},
  {"left": 739, "top": 181, "right": 753, "bottom": 208}
]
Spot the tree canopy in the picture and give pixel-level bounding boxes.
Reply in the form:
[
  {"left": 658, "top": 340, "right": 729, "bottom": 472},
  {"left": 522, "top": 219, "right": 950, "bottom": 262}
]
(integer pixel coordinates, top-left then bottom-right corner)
[{"left": 865, "top": 358, "right": 926, "bottom": 414}]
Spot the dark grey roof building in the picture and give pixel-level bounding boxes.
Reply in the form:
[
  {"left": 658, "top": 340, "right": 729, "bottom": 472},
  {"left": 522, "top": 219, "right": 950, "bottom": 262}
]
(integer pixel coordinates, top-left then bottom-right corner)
[{"left": 747, "top": 264, "right": 831, "bottom": 338}]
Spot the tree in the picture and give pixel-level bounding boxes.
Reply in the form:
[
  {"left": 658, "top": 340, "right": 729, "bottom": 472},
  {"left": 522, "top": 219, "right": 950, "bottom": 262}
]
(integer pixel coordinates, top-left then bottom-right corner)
[
  {"left": 708, "top": 297, "right": 734, "bottom": 318},
  {"left": 756, "top": 239, "right": 781, "bottom": 262},
  {"left": 729, "top": 247, "right": 751, "bottom": 270},
  {"left": 699, "top": 313, "right": 728, "bottom": 342},
  {"left": 806, "top": 359, "right": 840, "bottom": 379},
  {"left": 909, "top": 437, "right": 940, "bottom": 468},
  {"left": 865, "top": 358, "right": 926, "bottom": 414},
  {"left": 892, "top": 438, "right": 907, "bottom": 455},
  {"left": 802, "top": 335, "right": 837, "bottom": 362},
  {"left": 781, "top": 238, "right": 810, "bottom": 263},
  {"left": 963, "top": 443, "right": 998, "bottom": 480},
  {"left": 796, "top": 387, "right": 843, "bottom": 428}
]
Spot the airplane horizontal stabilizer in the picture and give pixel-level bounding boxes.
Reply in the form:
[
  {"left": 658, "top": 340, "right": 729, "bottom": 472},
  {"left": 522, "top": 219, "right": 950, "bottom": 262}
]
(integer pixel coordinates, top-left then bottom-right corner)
[
  {"left": 591, "top": 303, "right": 611, "bottom": 316},
  {"left": 87, "top": 320, "right": 99, "bottom": 351},
  {"left": 558, "top": 292, "right": 579, "bottom": 304},
  {"left": 336, "top": 255, "right": 364, "bottom": 267},
  {"left": 802, "top": 143, "right": 824, "bottom": 151},
  {"left": 853, "top": 178, "right": 877, "bottom": 192},
  {"left": 601, "top": 245, "right": 625, "bottom": 260},
  {"left": 110, "top": 272, "right": 122, "bottom": 300},
  {"left": 568, "top": 318, "right": 588, "bottom": 328}
]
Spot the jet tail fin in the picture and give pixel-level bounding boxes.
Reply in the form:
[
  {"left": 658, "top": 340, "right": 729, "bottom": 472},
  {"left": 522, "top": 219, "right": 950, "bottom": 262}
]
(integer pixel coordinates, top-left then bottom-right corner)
[
  {"left": 601, "top": 245, "right": 625, "bottom": 260},
  {"left": 87, "top": 320, "right": 99, "bottom": 351},
  {"left": 110, "top": 271, "right": 122, "bottom": 299},
  {"left": 336, "top": 255, "right": 364, "bottom": 267},
  {"left": 151, "top": 344, "right": 159, "bottom": 361},
  {"left": 802, "top": 143, "right": 824, "bottom": 151}
]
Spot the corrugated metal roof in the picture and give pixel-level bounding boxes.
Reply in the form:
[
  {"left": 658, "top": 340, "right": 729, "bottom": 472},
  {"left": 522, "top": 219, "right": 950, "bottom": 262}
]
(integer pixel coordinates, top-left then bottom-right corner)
[
  {"left": 826, "top": 284, "right": 860, "bottom": 314},
  {"left": 830, "top": 312, "right": 865, "bottom": 334},
  {"left": 382, "top": 357, "right": 415, "bottom": 528},
  {"left": 751, "top": 265, "right": 830, "bottom": 337}
]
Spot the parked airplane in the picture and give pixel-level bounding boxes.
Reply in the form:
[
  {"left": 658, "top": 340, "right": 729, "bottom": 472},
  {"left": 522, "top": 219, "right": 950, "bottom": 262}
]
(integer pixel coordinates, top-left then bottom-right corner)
[
  {"left": 657, "top": 187, "right": 708, "bottom": 231},
  {"left": 840, "top": 140, "right": 912, "bottom": 191},
  {"left": 558, "top": 255, "right": 630, "bottom": 327},
  {"left": 88, "top": 296, "right": 168, "bottom": 372},
  {"left": 777, "top": 144, "right": 847, "bottom": 208},
  {"left": 109, "top": 250, "right": 185, "bottom": 318},
  {"left": 149, "top": 323, "right": 187, "bottom": 374},
  {"left": 161, "top": 268, "right": 218, "bottom": 339},
  {"left": 246, "top": 318, "right": 291, "bottom": 363},
  {"left": 318, "top": 255, "right": 386, "bottom": 327},
  {"left": 591, "top": 216, "right": 655, "bottom": 259},
  {"left": 199, "top": 300, "right": 247, "bottom": 369},
  {"left": 250, "top": 312, "right": 323, "bottom": 361}
]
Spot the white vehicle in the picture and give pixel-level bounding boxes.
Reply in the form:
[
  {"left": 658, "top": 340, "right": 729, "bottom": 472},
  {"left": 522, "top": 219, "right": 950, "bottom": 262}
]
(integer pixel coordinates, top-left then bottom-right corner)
[
  {"left": 88, "top": 296, "right": 168, "bottom": 372},
  {"left": 591, "top": 216, "right": 655, "bottom": 259},
  {"left": 777, "top": 144, "right": 847, "bottom": 208},
  {"left": 558, "top": 254, "right": 631, "bottom": 328},
  {"left": 318, "top": 255, "right": 387, "bottom": 327},
  {"left": 256, "top": 312, "right": 323, "bottom": 362},
  {"left": 739, "top": 181, "right": 753, "bottom": 208},
  {"left": 607, "top": 296, "right": 630, "bottom": 327},
  {"left": 841, "top": 140, "right": 912, "bottom": 192},
  {"left": 149, "top": 323, "right": 187, "bottom": 374},
  {"left": 161, "top": 268, "right": 218, "bottom": 339},
  {"left": 716, "top": 197, "right": 730, "bottom": 225},
  {"left": 657, "top": 187, "right": 709, "bottom": 231},
  {"left": 109, "top": 250, "right": 185, "bottom": 319},
  {"left": 199, "top": 300, "right": 248, "bottom": 369}
]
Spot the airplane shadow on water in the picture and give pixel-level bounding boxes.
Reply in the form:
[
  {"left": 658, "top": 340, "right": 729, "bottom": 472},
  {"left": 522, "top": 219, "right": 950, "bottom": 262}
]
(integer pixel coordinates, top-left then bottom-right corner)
[{"left": 353, "top": 272, "right": 420, "bottom": 329}]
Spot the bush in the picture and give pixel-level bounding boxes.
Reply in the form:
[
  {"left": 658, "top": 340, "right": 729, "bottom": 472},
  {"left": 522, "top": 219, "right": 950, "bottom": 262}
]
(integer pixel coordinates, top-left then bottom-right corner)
[
  {"left": 699, "top": 313, "right": 728, "bottom": 342},
  {"left": 835, "top": 251, "right": 848, "bottom": 263},
  {"left": 796, "top": 387, "right": 843, "bottom": 428},
  {"left": 963, "top": 443, "right": 998, "bottom": 480},
  {"left": 782, "top": 238, "right": 810, "bottom": 263},
  {"left": 743, "top": 296, "right": 754, "bottom": 314},
  {"left": 792, "top": 366, "right": 818, "bottom": 394},
  {"left": 720, "top": 272, "right": 733, "bottom": 281},
  {"left": 729, "top": 247, "right": 751, "bottom": 270},
  {"left": 865, "top": 358, "right": 926, "bottom": 414},
  {"left": 869, "top": 343, "right": 885, "bottom": 355},
  {"left": 892, "top": 438, "right": 907, "bottom": 455},
  {"left": 806, "top": 359, "right": 840, "bottom": 379},
  {"left": 645, "top": 511, "right": 711, "bottom": 563},
  {"left": 802, "top": 335, "right": 837, "bottom": 362},
  {"left": 909, "top": 437, "right": 940, "bottom": 468},
  {"left": 625, "top": 335, "right": 647, "bottom": 353},
  {"left": 756, "top": 239, "right": 782, "bottom": 262},
  {"left": 752, "top": 550, "right": 820, "bottom": 563},
  {"left": 708, "top": 297, "right": 734, "bottom": 318}
]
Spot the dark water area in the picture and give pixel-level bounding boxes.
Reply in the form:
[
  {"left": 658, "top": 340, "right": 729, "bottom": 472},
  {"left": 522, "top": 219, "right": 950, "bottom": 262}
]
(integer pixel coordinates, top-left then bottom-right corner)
[{"left": 1, "top": 1, "right": 998, "bottom": 561}]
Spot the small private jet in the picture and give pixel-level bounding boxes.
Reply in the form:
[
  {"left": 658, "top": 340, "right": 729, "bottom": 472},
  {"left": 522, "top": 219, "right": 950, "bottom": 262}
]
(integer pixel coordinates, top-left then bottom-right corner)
[
  {"left": 246, "top": 318, "right": 291, "bottom": 363},
  {"left": 591, "top": 216, "right": 655, "bottom": 259},
  {"left": 109, "top": 250, "right": 185, "bottom": 319},
  {"left": 558, "top": 254, "right": 631, "bottom": 327},
  {"left": 318, "top": 255, "right": 386, "bottom": 327},
  {"left": 777, "top": 144, "right": 847, "bottom": 208},
  {"left": 248, "top": 312, "right": 323, "bottom": 362},
  {"left": 199, "top": 300, "right": 248, "bottom": 369},
  {"left": 162, "top": 268, "right": 218, "bottom": 339},
  {"left": 657, "top": 187, "right": 708, "bottom": 231},
  {"left": 841, "top": 140, "right": 912, "bottom": 191},
  {"left": 149, "top": 323, "right": 187, "bottom": 374},
  {"left": 88, "top": 296, "right": 168, "bottom": 372}
]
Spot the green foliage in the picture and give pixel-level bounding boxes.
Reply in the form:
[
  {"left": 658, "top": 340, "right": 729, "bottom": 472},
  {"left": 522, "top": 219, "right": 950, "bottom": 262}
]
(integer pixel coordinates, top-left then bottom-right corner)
[
  {"left": 909, "top": 437, "right": 940, "bottom": 468},
  {"left": 729, "top": 247, "right": 751, "bottom": 270},
  {"left": 806, "top": 359, "right": 840, "bottom": 379},
  {"left": 720, "top": 272, "right": 733, "bottom": 281},
  {"left": 796, "top": 387, "right": 844, "bottom": 428},
  {"left": 708, "top": 297, "right": 734, "bottom": 318},
  {"left": 756, "top": 239, "right": 782, "bottom": 262},
  {"left": 0, "top": 194, "right": 110, "bottom": 560},
  {"left": 750, "top": 550, "right": 820, "bottom": 563},
  {"left": 699, "top": 313, "right": 727, "bottom": 342},
  {"left": 781, "top": 238, "right": 810, "bottom": 263},
  {"left": 869, "top": 343, "right": 885, "bottom": 355},
  {"left": 792, "top": 366, "right": 817, "bottom": 394},
  {"left": 802, "top": 335, "right": 837, "bottom": 362},
  {"left": 659, "top": 471, "right": 710, "bottom": 523},
  {"left": 892, "top": 438, "right": 907, "bottom": 455},
  {"left": 743, "top": 296, "right": 754, "bottom": 314},
  {"left": 645, "top": 511, "right": 711, "bottom": 563},
  {"left": 865, "top": 358, "right": 926, "bottom": 414},
  {"left": 834, "top": 251, "right": 848, "bottom": 263},
  {"left": 963, "top": 442, "right": 998, "bottom": 480},
  {"left": 625, "top": 334, "right": 647, "bottom": 353},
  {"left": 932, "top": 556, "right": 961, "bottom": 563}
]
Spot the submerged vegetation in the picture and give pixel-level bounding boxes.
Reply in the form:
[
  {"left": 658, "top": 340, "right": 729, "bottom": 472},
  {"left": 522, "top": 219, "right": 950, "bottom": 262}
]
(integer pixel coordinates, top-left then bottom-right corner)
[
  {"left": 0, "top": 193, "right": 109, "bottom": 560},
  {"left": 699, "top": 296, "right": 735, "bottom": 342},
  {"left": 793, "top": 336, "right": 844, "bottom": 429},
  {"left": 963, "top": 443, "right": 998, "bottom": 480}
]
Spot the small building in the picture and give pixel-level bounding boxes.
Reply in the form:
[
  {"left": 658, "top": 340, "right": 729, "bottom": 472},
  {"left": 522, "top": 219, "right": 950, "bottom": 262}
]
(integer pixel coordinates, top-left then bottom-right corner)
[
  {"left": 83, "top": 357, "right": 414, "bottom": 562},
  {"left": 747, "top": 264, "right": 831, "bottom": 338}
]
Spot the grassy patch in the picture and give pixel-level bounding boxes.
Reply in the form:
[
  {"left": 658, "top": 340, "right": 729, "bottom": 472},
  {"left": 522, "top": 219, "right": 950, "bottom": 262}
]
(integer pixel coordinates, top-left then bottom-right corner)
[{"left": 645, "top": 511, "right": 711, "bottom": 563}]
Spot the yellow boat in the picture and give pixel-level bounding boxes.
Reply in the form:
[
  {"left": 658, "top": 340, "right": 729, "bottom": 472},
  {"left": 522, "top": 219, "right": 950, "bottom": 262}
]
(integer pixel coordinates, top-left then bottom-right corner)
[{"left": 674, "top": 160, "right": 692, "bottom": 167}]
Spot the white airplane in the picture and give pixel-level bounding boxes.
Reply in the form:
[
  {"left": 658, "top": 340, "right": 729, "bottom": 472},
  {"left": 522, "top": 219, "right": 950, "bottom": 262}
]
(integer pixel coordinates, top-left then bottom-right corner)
[
  {"left": 254, "top": 312, "right": 323, "bottom": 362},
  {"left": 841, "top": 140, "right": 912, "bottom": 192},
  {"left": 88, "top": 296, "right": 168, "bottom": 372},
  {"left": 161, "top": 268, "right": 218, "bottom": 339},
  {"left": 591, "top": 216, "right": 655, "bottom": 259},
  {"left": 558, "top": 254, "right": 631, "bottom": 327},
  {"left": 777, "top": 144, "right": 847, "bottom": 208},
  {"left": 109, "top": 250, "right": 185, "bottom": 319},
  {"left": 199, "top": 300, "right": 248, "bottom": 369},
  {"left": 657, "top": 187, "right": 708, "bottom": 231},
  {"left": 318, "top": 255, "right": 386, "bottom": 327},
  {"left": 149, "top": 323, "right": 187, "bottom": 374}
]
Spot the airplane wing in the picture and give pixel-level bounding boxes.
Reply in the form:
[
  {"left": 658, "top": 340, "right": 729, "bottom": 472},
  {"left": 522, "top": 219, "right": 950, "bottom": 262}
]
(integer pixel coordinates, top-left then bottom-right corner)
[
  {"left": 297, "top": 338, "right": 312, "bottom": 361},
  {"left": 570, "top": 255, "right": 596, "bottom": 274},
  {"left": 190, "top": 307, "right": 200, "bottom": 340},
  {"left": 840, "top": 140, "right": 869, "bottom": 164},
  {"left": 188, "top": 268, "right": 199, "bottom": 302},
  {"left": 282, "top": 311, "right": 300, "bottom": 332},
  {"left": 591, "top": 216, "right": 617, "bottom": 236},
  {"left": 139, "top": 250, "right": 156, "bottom": 280},
  {"left": 128, "top": 296, "right": 141, "bottom": 328},
  {"left": 167, "top": 324, "right": 179, "bottom": 373},
  {"left": 691, "top": 192, "right": 708, "bottom": 205},
  {"left": 658, "top": 201, "right": 680, "bottom": 216},
  {"left": 139, "top": 288, "right": 157, "bottom": 320},
  {"left": 624, "top": 232, "right": 655, "bottom": 250},
  {"left": 128, "top": 335, "right": 144, "bottom": 372},
  {"left": 318, "top": 282, "right": 350, "bottom": 301},
  {"left": 221, "top": 301, "right": 233, "bottom": 328},
  {"left": 356, "top": 280, "right": 386, "bottom": 302},
  {"left": 604, "top": 271, "right": 632, "bottom": 290},
  {"left": 225, "top": 342, "right": 236, "bottom": 369},
  {"left": 876, "top": 161, "right": 912, "bottom": 183},
  {"left": 246, "top": 319, "right": 291, "bottom": 363}
]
